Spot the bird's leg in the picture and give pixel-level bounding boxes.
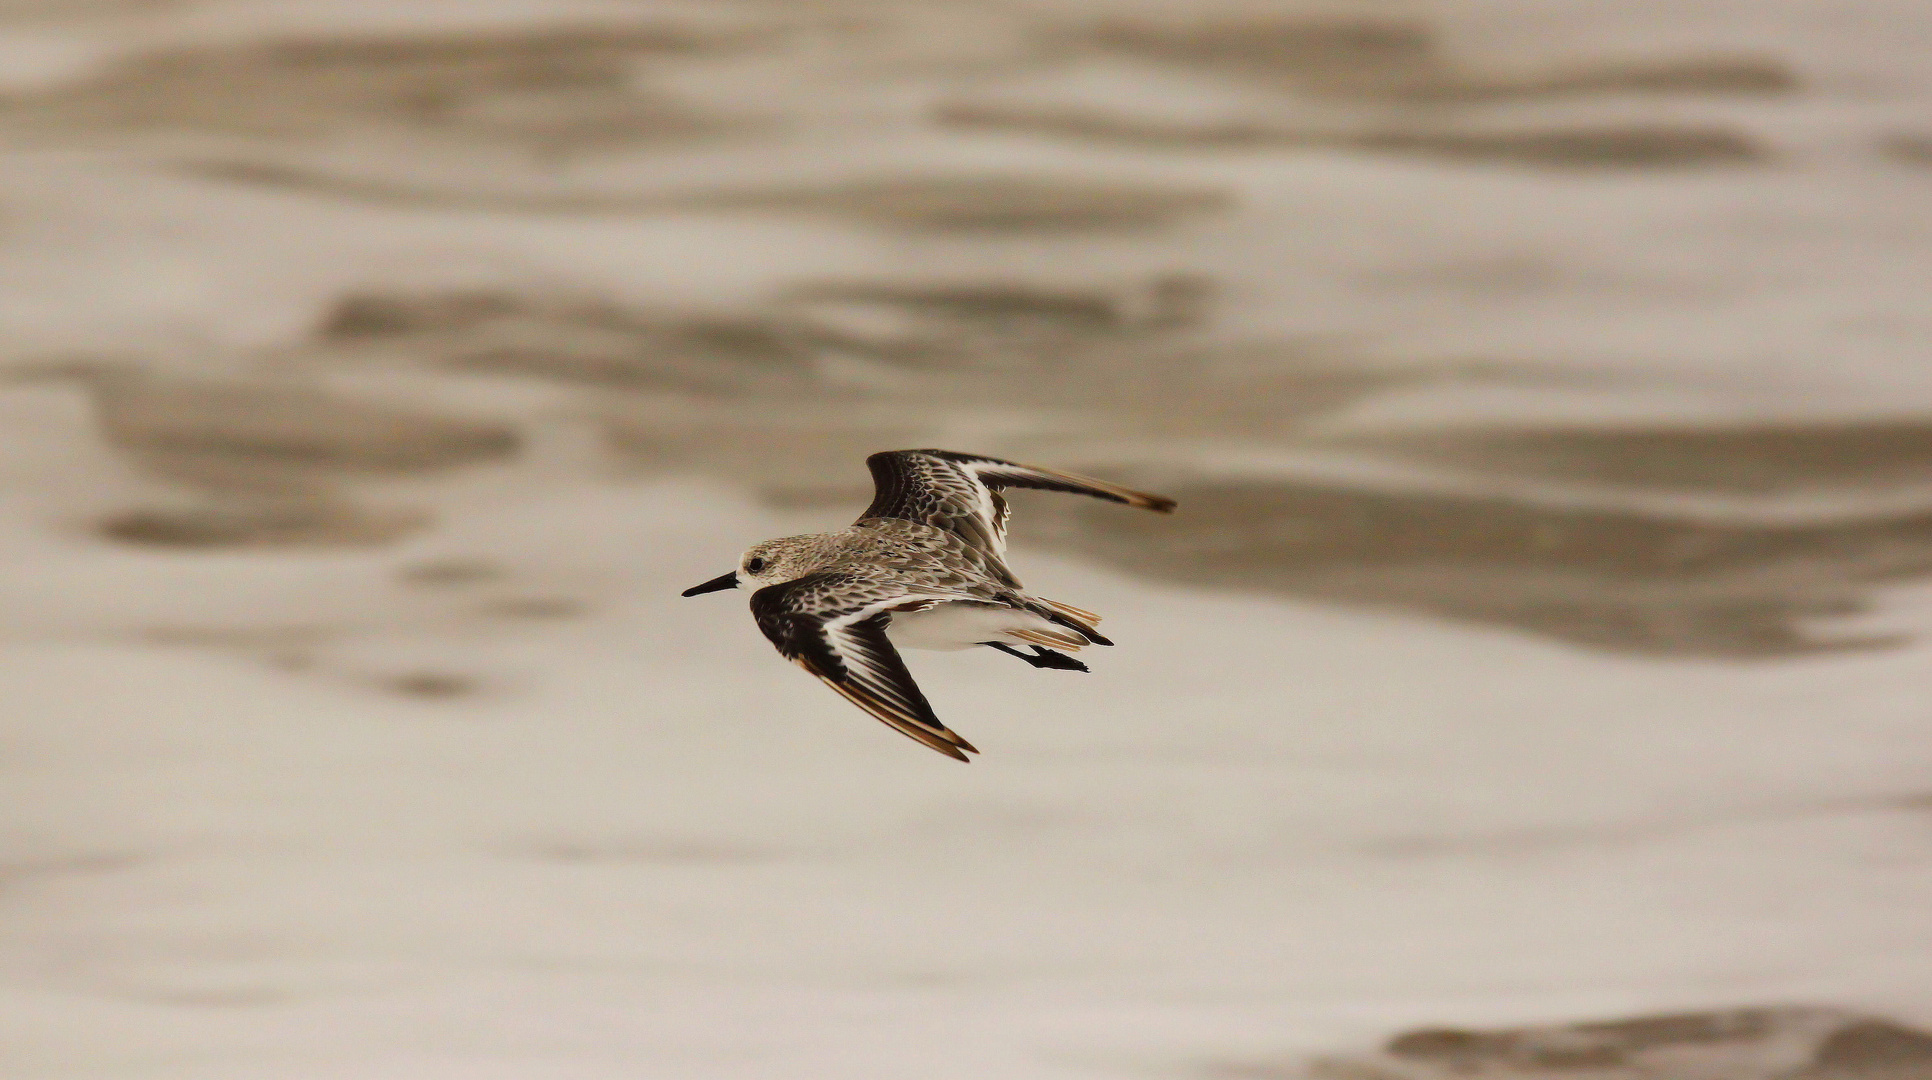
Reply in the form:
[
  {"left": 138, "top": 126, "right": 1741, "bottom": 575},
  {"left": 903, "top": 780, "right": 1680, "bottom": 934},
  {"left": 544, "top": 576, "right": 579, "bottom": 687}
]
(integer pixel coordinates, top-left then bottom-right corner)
[
  {"left": 1024, "top": 645, "right": 1089, "bottom": 672},
  {"left": 980, "top": 641, "right": 1088, "bottom": 672},
  {"left": 980, "top": 641, "right": 1034, "bottom": 663}
]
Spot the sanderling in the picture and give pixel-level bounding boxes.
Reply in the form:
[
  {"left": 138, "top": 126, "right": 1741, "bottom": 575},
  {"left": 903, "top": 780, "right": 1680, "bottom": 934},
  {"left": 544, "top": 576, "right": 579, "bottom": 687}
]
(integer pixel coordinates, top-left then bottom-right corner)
[{"left": 682, "top": 449, "right": 1176, "bottom": 761}]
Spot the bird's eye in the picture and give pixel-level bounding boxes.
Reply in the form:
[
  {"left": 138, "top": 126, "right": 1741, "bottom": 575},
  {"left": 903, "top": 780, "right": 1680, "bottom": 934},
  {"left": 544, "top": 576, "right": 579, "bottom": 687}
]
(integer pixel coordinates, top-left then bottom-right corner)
[{"left": 745, "top": 557, "right": 766, "bottom": 575}]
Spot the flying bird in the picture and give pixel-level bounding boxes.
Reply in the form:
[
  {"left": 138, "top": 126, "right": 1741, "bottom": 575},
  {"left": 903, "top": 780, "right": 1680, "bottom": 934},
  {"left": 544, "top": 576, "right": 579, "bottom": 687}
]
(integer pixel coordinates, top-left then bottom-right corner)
[{"left": 681, "top": 449, "right": 1176, "bottom": 760}]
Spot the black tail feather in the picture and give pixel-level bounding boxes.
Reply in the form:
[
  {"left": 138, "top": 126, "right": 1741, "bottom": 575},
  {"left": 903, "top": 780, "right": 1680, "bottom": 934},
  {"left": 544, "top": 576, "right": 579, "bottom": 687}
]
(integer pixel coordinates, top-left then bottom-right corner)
[{"left": 1040, "top": 607, "right": 1112, "bottom": 646}]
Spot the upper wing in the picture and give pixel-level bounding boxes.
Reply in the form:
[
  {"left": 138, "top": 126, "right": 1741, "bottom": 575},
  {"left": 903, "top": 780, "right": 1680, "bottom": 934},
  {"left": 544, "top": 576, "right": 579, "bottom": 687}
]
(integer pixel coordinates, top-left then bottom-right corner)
[
  {"left": 750, "top": 573, "right": 980, "bottom": 762},
  {"left": 858, "top": 449, "right": 1176, "bottom": 557}
]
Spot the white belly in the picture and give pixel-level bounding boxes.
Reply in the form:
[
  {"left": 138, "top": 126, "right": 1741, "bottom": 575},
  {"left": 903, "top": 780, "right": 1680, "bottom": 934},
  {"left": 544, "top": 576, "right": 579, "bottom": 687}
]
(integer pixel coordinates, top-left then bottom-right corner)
[{"left": 886, "top": 601, "right": 1073, "bottom": 651}]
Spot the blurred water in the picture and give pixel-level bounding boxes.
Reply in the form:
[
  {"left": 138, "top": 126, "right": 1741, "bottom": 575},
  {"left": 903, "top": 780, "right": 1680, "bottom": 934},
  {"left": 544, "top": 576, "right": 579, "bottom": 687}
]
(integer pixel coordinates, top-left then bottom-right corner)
[{"left": 3, "top": 2, "right": 1932, "bottom": 1077}]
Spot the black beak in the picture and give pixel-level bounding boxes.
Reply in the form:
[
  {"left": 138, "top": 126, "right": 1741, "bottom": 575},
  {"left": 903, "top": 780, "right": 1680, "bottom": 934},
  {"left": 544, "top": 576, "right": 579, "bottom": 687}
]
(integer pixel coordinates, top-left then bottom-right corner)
[{"left": 681, "top": 572, "right": 740, "bottom": 597}]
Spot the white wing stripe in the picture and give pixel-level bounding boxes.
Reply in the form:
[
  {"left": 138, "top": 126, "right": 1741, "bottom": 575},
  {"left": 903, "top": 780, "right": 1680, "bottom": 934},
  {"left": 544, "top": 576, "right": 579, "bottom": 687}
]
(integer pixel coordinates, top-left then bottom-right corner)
[{"left": 821, "top": 591, "right": 971, "bottom": 711}]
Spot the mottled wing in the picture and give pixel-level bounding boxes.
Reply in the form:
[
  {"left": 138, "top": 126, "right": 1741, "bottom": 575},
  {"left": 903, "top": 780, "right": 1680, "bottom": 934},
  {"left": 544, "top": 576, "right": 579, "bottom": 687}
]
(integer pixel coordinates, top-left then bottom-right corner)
[
  {"left": 750, "top": 573, "right": 980, "bottom": 761},
  {"left": 859, "top": 449, "right": 1176, "bottom": 558}
]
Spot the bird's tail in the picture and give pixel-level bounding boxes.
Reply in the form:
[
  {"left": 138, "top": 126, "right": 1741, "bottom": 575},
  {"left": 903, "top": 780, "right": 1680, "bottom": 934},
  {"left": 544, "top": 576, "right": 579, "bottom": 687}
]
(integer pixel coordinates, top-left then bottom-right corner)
[
  {"left": 1029, "top": 597, "right": 1113, "bottom": 647},
  {"left": 1011, "top": 627, "right": 1090, "bottom": 651},
  {"left": 1039, "top": 597, "right": 1101, "bottom": 624}
]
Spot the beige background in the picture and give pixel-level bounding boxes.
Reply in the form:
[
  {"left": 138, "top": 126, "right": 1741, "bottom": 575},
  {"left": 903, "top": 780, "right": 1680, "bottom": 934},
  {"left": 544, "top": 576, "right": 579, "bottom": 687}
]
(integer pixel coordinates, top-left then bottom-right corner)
[{"left": 2, "top": 1, "right": 1931, "bottom": 1076}]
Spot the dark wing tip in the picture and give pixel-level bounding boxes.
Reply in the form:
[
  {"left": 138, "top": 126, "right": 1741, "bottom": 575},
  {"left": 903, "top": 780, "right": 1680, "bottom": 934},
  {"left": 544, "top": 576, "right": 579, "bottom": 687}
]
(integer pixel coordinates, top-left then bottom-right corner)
[
  {"left": 802, "top": 659, "right": 979, "bottom": 762},
  {"left": 937, "top": 742, "right": 975, "bottom": 763}
]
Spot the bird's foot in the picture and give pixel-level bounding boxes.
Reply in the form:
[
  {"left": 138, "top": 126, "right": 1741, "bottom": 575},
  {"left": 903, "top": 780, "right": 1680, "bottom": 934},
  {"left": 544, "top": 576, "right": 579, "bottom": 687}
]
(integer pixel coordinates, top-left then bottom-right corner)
[
  {"left": 982, "top": 641, "right": 1087, "bottom": 672},
  {"left": 1026, "top": 646, "right": 1088, "bottom": 672}
]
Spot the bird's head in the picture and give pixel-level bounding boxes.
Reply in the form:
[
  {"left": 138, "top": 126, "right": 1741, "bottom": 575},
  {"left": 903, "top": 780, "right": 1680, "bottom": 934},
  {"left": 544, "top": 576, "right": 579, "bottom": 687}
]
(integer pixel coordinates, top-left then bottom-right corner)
[{"left": 680, "top": 535, "right": 826, "bottom": 597}]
